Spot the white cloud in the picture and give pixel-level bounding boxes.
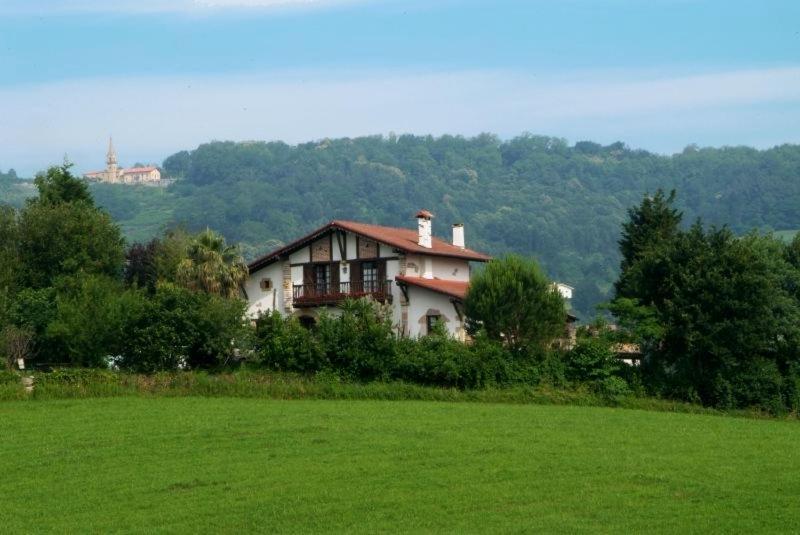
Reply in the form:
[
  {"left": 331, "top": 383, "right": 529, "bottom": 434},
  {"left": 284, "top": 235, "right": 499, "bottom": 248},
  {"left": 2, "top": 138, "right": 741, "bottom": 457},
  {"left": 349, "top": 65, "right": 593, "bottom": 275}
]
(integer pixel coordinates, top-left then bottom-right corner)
[{"left": 1, "top": 66, "right": 798, "bottom": 175}]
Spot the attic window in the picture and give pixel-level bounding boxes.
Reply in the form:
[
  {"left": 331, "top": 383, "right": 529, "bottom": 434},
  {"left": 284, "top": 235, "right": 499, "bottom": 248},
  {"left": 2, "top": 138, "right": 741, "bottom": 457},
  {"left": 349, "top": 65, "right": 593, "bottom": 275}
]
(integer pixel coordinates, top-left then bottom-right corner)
[{"left": 260, "top": 278, "right": 273, "bottom": 291}]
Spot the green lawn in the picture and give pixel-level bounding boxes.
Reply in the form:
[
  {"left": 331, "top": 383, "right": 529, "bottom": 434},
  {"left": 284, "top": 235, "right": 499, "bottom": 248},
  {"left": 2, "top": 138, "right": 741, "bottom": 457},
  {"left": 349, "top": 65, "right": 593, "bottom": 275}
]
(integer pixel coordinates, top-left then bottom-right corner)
[{"left": 1, "top": 398, "right": 798, "bottom": 533}]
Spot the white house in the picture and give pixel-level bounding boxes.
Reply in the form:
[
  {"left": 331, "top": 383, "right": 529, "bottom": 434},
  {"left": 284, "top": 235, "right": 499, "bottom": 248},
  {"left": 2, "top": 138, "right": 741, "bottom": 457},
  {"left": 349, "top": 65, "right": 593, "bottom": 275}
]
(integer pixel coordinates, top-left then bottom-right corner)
[{"left": 244, "top": 210, "right": 492, "bottom": 339}]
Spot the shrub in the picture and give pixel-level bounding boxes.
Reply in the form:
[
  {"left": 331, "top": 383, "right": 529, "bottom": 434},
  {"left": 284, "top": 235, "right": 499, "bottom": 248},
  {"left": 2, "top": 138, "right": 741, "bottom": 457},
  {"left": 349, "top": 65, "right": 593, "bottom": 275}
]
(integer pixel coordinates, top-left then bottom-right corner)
[
  {"left": 596, "top": 376, "right": 632, "bottom": 399},
  {"left": 565, "top": 338, "right": 620, "bottom": 383},
  {"left": 255, "top": 311, "right": 325, "bottom": 373},
  {"left": 316, "top": 299, "right": 397, "bottom": 381},
  {"left": 117, "top": 284, "right": 248, "bottom": 372}
]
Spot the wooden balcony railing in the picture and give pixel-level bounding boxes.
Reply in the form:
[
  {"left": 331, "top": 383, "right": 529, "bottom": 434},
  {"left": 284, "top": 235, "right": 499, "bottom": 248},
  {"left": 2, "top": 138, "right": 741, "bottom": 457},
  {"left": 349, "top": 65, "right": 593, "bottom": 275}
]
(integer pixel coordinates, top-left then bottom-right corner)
[{"left": 292, "top": 280, "right": 393, "bottom": 306}]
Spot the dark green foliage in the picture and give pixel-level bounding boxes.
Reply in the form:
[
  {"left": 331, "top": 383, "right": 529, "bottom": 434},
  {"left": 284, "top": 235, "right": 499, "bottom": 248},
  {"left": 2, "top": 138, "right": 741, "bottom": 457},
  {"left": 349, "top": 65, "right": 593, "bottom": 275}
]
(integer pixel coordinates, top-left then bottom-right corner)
[
  {"left": 255, "top": 311, "right": 324, "bottom": 373},
  {"left": 254, "top": 298, "right": 546, "bottom": 389},
  {"left": 465, "top": 255, "right": 566, "bottom": 352},
  {"left": 565, "top": 338, "right": 620, "bottom": 383},
  {"left": 117, "top": 284, "right": 248, "bottom": 372},
  {"left": 31, "top": 163, "right": 94, "bottom": 206},
  {"left": 17, "top": 165, "right": 124, "bottom": 289},
  {"left": 611, "top": 191, "right": 800, "bottom": 412},
  {"left": 124, "top": 240, "right": 159, "bottom": 293},
  {"left": 615, "top": 189, "right": 682, "bottom": 302},
  {"left": 45, "top": 275, "right": 134, "bottom": 368},
  {"left": 17, "top": 201, "right": 125, "bottom": 288},
  {"left": 10, "top": 287, "right": 58, "bottom": 363},
  {"left": 315, "top": 299, "right": 397, "bottom": 381},
  {"left": 0, "top": 206, "right": 18, "bottom": 330}
]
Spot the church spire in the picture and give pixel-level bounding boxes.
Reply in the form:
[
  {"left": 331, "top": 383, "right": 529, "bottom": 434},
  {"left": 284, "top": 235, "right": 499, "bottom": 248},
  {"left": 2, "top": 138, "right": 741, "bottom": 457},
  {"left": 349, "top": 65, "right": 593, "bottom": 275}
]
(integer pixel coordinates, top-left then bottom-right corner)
[
  {"left": 106, "top": 136, "right": 117, "bottom": 166},
  {"left": 106, "top": 136, "right": 119, "bottom": 181}
]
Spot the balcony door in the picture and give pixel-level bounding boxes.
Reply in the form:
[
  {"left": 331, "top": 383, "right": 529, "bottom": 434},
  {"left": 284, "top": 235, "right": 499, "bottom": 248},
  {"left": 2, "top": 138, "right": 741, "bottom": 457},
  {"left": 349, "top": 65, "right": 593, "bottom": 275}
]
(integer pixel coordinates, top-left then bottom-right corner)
[
  {"left": 303, "top": 262, "right": 339, "bottom": 296},
  {"left": 352, "top": 259, "right": 386, "bottom": 294},
  {"left": 362, "top": 261, "right": 378, "bottom": 292}
]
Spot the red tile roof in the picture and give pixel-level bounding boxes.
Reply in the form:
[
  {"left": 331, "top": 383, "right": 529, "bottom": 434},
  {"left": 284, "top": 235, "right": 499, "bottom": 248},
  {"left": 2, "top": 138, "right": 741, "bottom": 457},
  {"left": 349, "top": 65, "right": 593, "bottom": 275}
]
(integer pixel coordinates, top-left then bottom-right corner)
[
  {"left": 395, "top": 275, "right": 470, "bottom": 300},
  {"left": 122, "top": 166, "right": 158, "bottom": 174},
  {"left": 248, "top": 220, "right": 491, "bottom": 272}
]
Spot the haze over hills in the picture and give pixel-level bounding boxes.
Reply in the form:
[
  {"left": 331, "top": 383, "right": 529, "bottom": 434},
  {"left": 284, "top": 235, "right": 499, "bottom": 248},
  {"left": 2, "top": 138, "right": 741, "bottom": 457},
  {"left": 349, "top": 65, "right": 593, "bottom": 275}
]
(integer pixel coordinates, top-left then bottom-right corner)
[{"left": 5, "top": 134, "right": 800, "bottom": 317}]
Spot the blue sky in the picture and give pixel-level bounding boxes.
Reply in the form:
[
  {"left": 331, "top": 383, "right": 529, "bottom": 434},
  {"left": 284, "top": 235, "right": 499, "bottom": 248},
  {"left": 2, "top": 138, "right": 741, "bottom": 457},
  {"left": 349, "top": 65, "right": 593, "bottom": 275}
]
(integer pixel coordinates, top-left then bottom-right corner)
[{"left": 1, "top": 0, "right": 798, "bottom": 175}]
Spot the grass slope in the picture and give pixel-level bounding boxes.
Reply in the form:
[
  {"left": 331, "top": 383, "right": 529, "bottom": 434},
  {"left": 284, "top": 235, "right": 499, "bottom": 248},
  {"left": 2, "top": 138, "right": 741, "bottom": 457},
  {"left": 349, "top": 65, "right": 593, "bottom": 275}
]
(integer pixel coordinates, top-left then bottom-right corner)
[{"left": 2, "top": 398, "right": 799, "bottom": 533}]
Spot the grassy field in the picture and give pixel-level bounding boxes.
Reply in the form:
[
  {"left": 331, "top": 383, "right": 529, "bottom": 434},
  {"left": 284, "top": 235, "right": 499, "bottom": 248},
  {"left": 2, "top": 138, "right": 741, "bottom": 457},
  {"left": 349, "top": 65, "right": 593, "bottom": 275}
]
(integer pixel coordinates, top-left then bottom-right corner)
[{"left": 1, "top": 398, "right": 799, "bottom": 533}]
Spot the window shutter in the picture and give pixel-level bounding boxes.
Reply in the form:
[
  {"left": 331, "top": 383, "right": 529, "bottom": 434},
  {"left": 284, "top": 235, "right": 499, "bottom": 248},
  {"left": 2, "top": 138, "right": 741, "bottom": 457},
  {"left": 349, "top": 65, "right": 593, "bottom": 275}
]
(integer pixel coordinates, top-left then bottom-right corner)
[
  {"left": 378, "top": 260, "right": 387, "bottom": 283},
  {"left": 331, "top": 262, "right": 340, "bottom": 289}
]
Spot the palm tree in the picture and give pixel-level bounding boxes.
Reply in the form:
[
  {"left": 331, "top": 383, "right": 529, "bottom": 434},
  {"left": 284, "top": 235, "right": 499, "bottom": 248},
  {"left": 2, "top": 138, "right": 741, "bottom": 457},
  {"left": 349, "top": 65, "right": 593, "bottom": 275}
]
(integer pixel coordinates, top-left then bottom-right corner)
[{"left": 176, "top": 228, "right": 247, "bottom": 298}]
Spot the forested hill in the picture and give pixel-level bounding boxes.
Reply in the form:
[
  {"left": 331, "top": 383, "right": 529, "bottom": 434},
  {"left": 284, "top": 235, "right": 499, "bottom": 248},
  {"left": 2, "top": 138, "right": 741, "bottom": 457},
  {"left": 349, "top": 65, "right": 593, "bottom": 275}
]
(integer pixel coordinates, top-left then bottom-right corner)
[{"left": 90, "top": 135, "right": 800, "bottom": 318}]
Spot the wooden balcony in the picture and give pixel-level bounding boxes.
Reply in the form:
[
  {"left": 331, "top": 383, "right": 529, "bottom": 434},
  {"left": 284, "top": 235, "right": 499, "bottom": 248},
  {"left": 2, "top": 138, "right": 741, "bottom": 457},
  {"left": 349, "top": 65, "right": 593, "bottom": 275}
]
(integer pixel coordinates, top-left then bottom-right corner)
[{"left": 292, "top": 280, "right": 394, "bottom": 307}]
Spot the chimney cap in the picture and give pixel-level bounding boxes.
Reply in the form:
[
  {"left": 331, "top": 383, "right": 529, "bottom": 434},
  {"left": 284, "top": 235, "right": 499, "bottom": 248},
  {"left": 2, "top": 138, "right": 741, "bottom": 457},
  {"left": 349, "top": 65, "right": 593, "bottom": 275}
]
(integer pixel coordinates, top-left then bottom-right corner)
[
  {"left": 416, "top": 209, "right": 434, "bottom": 219},
  {"left": 452, "top": 222, "right": 463, "bottom": 227}
]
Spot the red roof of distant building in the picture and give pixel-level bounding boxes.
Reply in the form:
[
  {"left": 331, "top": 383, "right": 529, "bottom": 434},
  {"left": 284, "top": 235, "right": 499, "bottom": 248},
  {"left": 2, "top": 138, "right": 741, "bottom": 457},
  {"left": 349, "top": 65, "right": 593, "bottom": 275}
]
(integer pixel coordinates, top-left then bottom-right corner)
[
  {"left": 248, "top": 219, "right": 491, "bottom": 272},
  {"left": 395, "top": 275, "right": 470, "bottom": 300},
  {"left": 121, "top": 166, "right": 158, "bottom": 174}
]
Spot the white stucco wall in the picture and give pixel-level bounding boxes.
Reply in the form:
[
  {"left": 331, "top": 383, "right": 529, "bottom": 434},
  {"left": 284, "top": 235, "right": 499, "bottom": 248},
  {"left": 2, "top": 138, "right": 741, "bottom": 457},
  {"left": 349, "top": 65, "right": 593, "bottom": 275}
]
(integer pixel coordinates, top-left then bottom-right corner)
[
  {"left": 405, "top": 285, "right": 465, "bottom": 340},
  {"left": 289, "top": 246, "right": 309, "bottom": 265},
  {"left": 345, "top": 233, "right": 357, "bottom": 260},
  {"left": 431, "top": 257, "right": 471, "bottom": 281},
  {"left": 379, "top": 242, "right": 395, "bottom": 258},
  {"left": 403, "top": 254, "right": 470, "bottom": 282},
  {"left": 245, "top": 262, "right": 285, "bottom": 318}
]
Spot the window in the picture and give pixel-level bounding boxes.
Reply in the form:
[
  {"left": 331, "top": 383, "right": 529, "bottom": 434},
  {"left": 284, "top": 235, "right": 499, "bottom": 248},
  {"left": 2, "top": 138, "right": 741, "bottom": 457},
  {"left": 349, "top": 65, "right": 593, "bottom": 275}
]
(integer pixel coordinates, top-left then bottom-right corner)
[
  {"left": 362, "top": 261, "right": 378, "bottom": 292},
  {"left": 260, "top": 278, "right": 272, "bottom": 291},
  {"left": 426, "top": 314, "right": 441, "bottom": 335},
  {"left": 314, "top": 264, "right": 330, "bottom": 294}
]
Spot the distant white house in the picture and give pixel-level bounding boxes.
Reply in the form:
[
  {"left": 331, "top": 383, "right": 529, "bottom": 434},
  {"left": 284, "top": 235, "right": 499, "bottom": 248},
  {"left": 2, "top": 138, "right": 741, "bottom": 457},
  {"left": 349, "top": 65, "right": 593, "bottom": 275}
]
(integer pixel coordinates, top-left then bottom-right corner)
[{"left": 245, "top": 211, "right": 494, "bottom": 340}]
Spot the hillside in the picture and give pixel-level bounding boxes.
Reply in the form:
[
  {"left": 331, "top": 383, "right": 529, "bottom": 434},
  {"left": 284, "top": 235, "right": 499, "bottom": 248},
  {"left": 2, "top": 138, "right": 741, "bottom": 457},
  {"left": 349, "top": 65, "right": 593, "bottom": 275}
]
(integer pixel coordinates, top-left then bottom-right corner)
[{"left": 12, "top": 135, "right": 800, "bottom": 318}]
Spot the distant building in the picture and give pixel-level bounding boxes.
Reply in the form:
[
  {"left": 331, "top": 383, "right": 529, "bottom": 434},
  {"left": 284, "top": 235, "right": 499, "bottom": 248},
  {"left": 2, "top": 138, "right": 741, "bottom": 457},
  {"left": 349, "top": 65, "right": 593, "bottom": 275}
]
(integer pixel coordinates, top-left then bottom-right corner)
[{"left": 84, "top": 137, "right": 161, "bottom": 184}]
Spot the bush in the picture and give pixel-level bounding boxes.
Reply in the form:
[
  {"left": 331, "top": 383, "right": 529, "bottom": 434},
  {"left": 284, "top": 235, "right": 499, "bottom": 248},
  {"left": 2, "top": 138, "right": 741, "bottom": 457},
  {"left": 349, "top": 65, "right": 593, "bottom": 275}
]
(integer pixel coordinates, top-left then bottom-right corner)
[
  {"left": 117, "top": 284, "right": 248, "bottom": 372},
  {"left": 316, "top": 299, "right": 397, "bottom": 381},
  {"left": 255, "top": 311, "right": 325, "bottom": 373},
  {"left": 596, "top": 376, "right": 632, "bottom": 399},
  {"left": 565, "top": 338, "right": 620, "bottom": 383}
]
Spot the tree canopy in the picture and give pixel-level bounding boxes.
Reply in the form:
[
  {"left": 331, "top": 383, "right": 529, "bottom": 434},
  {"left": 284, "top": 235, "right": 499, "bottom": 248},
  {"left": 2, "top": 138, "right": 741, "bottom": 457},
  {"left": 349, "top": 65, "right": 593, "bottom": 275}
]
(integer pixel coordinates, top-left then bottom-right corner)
[
  {"left": 465, "top": 255, "right": 566, "bottom": 352},
  {"left": 609, "top": 192, "right": 800, "bottom": 410}
]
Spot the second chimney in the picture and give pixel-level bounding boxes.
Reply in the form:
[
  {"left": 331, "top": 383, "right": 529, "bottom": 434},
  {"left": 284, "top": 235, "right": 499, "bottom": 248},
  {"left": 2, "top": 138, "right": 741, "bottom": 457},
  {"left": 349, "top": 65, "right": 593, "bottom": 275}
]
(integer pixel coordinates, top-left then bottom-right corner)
[
  {"left": 416, "top": 209, "right": 433, "bottom": 248},
  {"left": 452, "top": 223, "right": 464, "bottom": 249}
]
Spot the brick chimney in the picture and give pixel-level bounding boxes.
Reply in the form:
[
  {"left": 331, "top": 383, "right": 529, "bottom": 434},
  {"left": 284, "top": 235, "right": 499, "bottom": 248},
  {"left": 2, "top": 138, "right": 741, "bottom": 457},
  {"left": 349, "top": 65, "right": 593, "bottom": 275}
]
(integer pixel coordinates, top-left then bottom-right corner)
[
  {"left": 452, "top": 223, "right": 464, "bottom": 249},
  {"left": 416, "top": 209, "right": 433, "bottom": 248}
]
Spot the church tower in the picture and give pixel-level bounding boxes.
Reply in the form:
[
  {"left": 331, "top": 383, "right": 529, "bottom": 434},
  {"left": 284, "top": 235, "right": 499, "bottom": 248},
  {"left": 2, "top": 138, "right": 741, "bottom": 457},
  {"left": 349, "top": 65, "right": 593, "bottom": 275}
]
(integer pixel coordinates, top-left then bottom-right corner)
[{"left": 106, "top": 136, "right": 119, "bottom": 182}]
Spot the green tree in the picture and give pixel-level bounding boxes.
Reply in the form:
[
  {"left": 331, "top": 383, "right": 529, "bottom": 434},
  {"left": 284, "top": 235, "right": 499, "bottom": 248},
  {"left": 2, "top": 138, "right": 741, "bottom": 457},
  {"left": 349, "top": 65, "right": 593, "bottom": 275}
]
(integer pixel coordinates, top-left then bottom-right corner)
[
  {"left": 464, "top": 255, "right": 566, "bottom": 352},
  {"left": 16, "top": 164, "right": 124, "bottom": 289},
  {"left": 176, "top": 228, "right": 247, "bottom": 298},
  {"left": 117, "top": 283, "right": 247, "bottom": 372},
  {"left": 31, "top": 163, "right": 93, "bottom": 206},
  {"left": 614, "top": 189, "right": 682, "bottom": 302},
  {"left": 0, "top": 206, "right": 19, "bottom": 330},
  {"left": 46, "top": 274, "right": 138, "bottom": 367},
  {"left": 17, "top": 201, "right": 125, "bottom": 288}
]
